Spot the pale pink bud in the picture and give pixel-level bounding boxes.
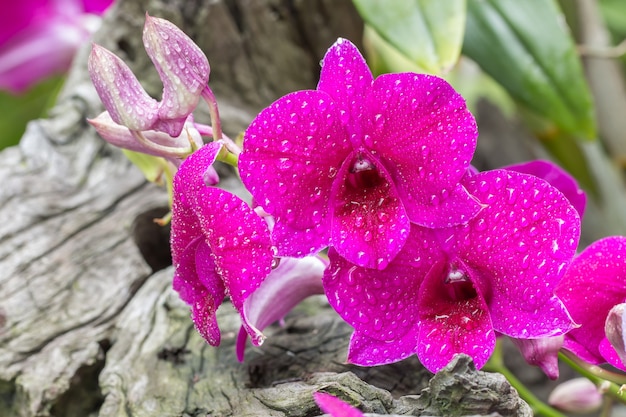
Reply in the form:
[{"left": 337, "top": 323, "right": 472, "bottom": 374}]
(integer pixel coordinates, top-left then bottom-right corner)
[
  {"left": 605, "top": 303, "right": 626, "bottom": 366},
  {"left": 548, "top": 378, "right": 602, "bottom": 414},
  {"left": 88, "top": 44, "right": 158, "bottom": 131},
  {"left": 143, "top": 14, "right": 210, "bottom": 137},
  {"left": 88, "top": 111, "right": 202, "bottom": 161},
  {"left": 511, "top": 336, "right": 563, "bottom": 380}
]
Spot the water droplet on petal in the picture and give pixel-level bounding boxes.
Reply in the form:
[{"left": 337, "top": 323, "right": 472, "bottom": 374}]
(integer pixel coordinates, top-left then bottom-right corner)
[{"left": 374, "top": 113, "right": 384, "bottom": 130}]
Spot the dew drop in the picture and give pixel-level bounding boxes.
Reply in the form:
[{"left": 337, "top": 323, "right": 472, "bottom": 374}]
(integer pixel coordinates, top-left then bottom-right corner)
[
  {"left": 280, "top": 139, "right": 292, "bottom": 152},
  {"left": 506, "top": 188, "right": 517, "bottom": 204},
  {"left": 376, "top": 257, "right": 389, "bottom": 269},
  {"left": 363, "top": 230, "right": 372, "bottom": 241},
  {"left": 374, "top": 113, "right": 384, "bottom": 130},
  {"left": 271, "top": 257, "right": 281, "bottom": 269},
  {"left": 278, "top": 158, "right": 293, "bottom": 170},
  {"left": 354, "top": 215, "right": 365, "bottom": 228},
  {"left": 357, "top": 251, "right": 370, "bottom": 265}
]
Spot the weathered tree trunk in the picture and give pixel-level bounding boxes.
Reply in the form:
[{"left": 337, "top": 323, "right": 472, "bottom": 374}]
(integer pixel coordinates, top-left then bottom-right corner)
[{"left": 0, "top": 0, "right": 533, "bottom": 416}]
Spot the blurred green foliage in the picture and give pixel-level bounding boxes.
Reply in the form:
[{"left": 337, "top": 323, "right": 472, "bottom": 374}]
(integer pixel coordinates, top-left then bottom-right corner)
[
  {"left": 0, "top": 76, "right": 64, "bottom": 150},
  {"left": 354, "top": 0, "right": 600, "bottom": 193}
]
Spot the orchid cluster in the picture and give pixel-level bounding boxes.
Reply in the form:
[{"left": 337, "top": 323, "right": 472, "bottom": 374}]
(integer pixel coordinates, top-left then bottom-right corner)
[{"left": 88, "top": 15, "right": 626, "bottom": 415}]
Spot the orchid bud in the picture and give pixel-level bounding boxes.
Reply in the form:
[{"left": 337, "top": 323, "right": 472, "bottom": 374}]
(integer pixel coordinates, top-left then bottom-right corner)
[
  {"left": 88, "top": 44, "right": 159, "bottom": 131},
  {"left": 605, "top": 303, "right": 626, "bottom": 366},
  {"left": 511, "top": 336, "right": 563, "bottom": 380},
  {"left": 143, "top": 14, "right": 210, "bottom": 137},
  {"left": 548, "top": 378, "right": 602, "bottom": 414}
]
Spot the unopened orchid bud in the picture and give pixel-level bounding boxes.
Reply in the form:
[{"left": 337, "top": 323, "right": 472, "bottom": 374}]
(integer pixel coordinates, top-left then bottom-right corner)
[
  {"left": 88, "top": 44, "right": 158, "bottom": 131},
  {"left": 605, "top": 303, "right": 626, "bottom": 366},
  {"left": 143, "top": 14, "right": 210, "bottom": 137},
  {"left": 511, "top": 336, "right": 563, "bottom": 380},
  {"left": 548, "top": 378, "right": 602, "bottom": 414}
]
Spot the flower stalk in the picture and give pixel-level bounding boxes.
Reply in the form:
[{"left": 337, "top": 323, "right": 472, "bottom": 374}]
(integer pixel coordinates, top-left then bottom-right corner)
[{"left": 483, "top": 341, "right": 568, "bottom": 417}]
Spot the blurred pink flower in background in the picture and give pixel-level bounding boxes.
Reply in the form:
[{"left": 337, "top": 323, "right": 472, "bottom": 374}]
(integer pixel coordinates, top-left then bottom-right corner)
[{"left": 0, "top": 0, "right": 114, "bottom": 93}]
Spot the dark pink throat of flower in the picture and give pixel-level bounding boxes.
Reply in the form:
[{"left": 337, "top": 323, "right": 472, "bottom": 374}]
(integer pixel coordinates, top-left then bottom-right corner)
[
  {"left": 347, "top": 154, "right": 381, "bottom": 190},
  {"left": 444, "top": 266, "right": 477, "bottom": 302}
]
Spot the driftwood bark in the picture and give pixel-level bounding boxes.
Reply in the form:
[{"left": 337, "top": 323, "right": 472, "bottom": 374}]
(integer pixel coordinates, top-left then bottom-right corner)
[{"left": 0, "top": 0, "right": 533, "bottom": 416}]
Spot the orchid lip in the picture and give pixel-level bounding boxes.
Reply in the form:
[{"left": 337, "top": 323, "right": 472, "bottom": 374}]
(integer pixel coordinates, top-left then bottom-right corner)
[{"left": 346, "top": 151, "right": 382, "bottom": 190}]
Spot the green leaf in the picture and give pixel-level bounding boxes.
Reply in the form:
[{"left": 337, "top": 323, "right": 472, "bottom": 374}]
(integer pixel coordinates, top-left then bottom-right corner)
[
  {"left": 353, "top": 0, "right": 466, "bottom": 75},
  {"left": 0, "top": 76, "right": 65, "bottom": 150},
  {"left": 463, "top": 0, "right": 596, "bottom": 139},
  {"left": 121, "top": 150, "right": 167, "bottom": 184}
]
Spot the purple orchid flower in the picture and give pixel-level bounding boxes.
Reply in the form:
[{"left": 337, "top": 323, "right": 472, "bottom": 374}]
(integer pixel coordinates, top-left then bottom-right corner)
[
  {"left": 170, "top": 142, "right": 274, "bottom": 346},
  {"left": 239, "top": 38, "right": 481, "bottom": 269},
  {"left": 235, "top": 255, "right": 327, "bottom": 361},
  {"left": 556, "top": 236, "right": 626, "bottom": 371},
  {"left": 323, "top": 169, "right": 580, "bottom": 373},
  {"left": 313, "top": 392, "right": 364, "bottom": 417},
  {"left": 0, "top": 0, "right": 113, "bottom": 93}
]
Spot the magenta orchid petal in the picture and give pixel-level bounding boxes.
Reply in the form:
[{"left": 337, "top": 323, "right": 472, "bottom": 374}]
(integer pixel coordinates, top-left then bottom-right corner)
[
  {"left": 143, "top": 14, "right": 210, "bottom": 137},
  {"left": 240, "top": 38, "right": 480, "bottom": 264},
  {"left": 317, "top": 38, "right": 373, "bottom": 140},
  {"left": 236, "top": 256, "right": 327, "bottom": 361},
  {"left": 0, "top": 0, "right": 112, "bottom": 93},
  {"left": 367, "top": 73, "right": 480, "bottom": 228},
  {"left": 330, "top": 148, "right": 410, "bottom": 269},
  {"left": 347, "top": 329, "right": 417, "bottom": 367},
  {"left": 239, "top": 90, "right": 351, "bottom": 257},
  {"left": 193, "top": 187, "right": 273, "bottom": 314},
  {"left": 172, "top": 237, "right": 225, "bottom": 345},
  {"left": 460, "top": 170, "right": 579, "bottom": 338},
  {"left": 313, "top": 392, "right": 364, "bottom": 417},
  {"left": 82, "top": 0, "right": 114, "bottom": 14},
  {"left": 88, "top": 44, "right": 159, "bottom": 131},
  {"left": 556, "top": 236, "right": 626, "bottom": 365},
  {"left": 599, "top": 337, "right": 626, "bottom": 371},
  {"left": 171, "top": 142, "right": 223, "bottom": 262},
  {"left": 171, "top": 143, "right": 273, "bottom": 346},
  {"left": 504, "top": 160, "right": 586, "bottom": 218},
  {"left": 323, "top": 228, "right": 437, "bottom": 342},
  {"left": 0, "top": 0, "right": 49, "bottom": 46}
]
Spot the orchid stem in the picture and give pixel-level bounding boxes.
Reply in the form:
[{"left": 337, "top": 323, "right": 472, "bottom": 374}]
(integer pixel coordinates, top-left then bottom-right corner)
[
  {"left": 131, "top": 130, "right": 192, "bottom": 159},
  {"left": 483, "top": 341, "right": 567, "bottom": 417},
  {"left": 558, "top": 351, "right": 626, "bottom": 404},
  {"left": 217, "top": 147, "right": 239, "bottom": 168},
  {"left": 201, "top": 86, "right": 241, "bottom": 156}
]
